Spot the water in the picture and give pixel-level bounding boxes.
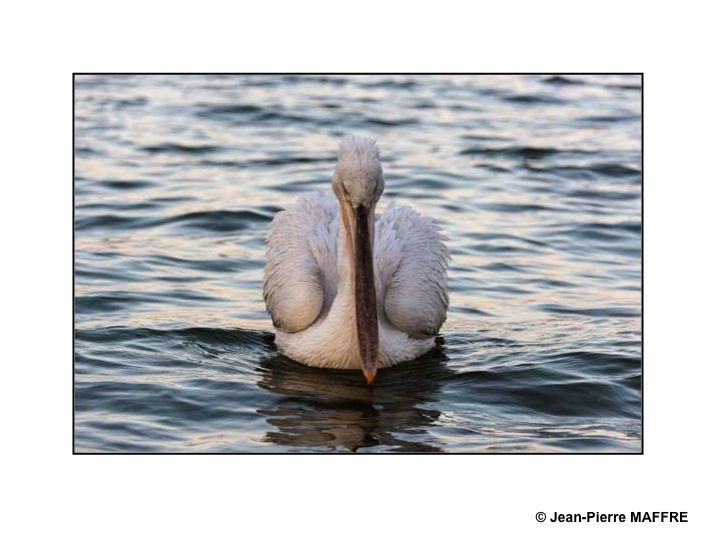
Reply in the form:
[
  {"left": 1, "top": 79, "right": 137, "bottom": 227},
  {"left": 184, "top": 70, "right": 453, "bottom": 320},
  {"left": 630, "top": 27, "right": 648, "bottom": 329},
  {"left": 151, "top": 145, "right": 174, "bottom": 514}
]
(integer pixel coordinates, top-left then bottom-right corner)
[{"left": 74, "top": 74, "right": 641, "bottom": 452}]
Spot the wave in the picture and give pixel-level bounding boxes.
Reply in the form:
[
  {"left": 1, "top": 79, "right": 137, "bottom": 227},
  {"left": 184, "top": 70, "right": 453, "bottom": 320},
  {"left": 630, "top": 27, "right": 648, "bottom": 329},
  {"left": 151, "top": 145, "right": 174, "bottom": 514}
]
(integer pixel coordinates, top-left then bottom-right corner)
[
  {"left": 161, "top": 209, "right": 273, "bottom": 231},
  {"left": 543, "top": 75, "right": 586, "bottom": 86},
  {"left": 141, "top": 143, "right": 223, "bottom": 155},
  {"left": 503, "top": 94, "right": 565, "bottom": 104},
  {"left": 577, "top": 114, "right": 640, "bottom": 123},
  {"left": 75, "top": 208, "right": 273, "bottom": 233},
  {"left": 460, "top": 146, "right": 595, "bottom": 159},
  {"left": 75, "top": 326, "right": 272, "bottom": 346},
  {"left": 536, "top": 304, "right": 640, "bottom": 318},
  {"left": 199, "top": 156, "right": 335, "bottom": 169},
  {"left": 95, "top": 179, "right": 156, "bottom": 190}
]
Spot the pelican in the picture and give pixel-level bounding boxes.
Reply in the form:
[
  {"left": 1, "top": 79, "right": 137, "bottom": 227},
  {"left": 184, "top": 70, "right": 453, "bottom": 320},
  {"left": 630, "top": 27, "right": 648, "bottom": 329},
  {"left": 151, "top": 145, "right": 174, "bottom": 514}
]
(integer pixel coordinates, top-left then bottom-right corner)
[{"left": 263, "top": 137, "right": 449, "bottom": 384}]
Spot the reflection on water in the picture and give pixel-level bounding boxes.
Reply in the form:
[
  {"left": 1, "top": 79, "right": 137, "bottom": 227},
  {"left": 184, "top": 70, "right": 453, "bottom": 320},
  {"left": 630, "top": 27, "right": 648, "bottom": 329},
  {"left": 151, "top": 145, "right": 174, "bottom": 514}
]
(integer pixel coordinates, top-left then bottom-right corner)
[
  {"left": 256, "top": 345, "right": 450, "bottom": 452},
  {"left": 74, "top": 74, "right": 641, "bottom": 452}
]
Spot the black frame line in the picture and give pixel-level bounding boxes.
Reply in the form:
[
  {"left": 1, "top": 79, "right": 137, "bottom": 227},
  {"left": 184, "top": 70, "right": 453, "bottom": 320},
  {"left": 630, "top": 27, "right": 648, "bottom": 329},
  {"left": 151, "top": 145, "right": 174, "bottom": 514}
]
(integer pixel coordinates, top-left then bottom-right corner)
[{"left": 72, "top": 72, "right": 644, "bottom": 455}]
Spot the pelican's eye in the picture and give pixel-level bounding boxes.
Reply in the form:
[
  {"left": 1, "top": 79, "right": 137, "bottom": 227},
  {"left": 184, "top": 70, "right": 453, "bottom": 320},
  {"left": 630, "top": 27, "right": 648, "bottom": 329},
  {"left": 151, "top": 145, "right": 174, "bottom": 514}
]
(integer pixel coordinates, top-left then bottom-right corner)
[{"left": 340, "top": 182, "right": 351, "bottom": 201}]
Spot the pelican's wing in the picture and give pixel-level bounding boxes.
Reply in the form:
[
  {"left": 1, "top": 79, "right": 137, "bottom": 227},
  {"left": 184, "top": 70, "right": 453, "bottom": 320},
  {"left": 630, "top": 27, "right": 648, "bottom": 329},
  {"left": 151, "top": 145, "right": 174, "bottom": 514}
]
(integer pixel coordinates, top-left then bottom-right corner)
[
  {"left": 375, "top": 204, "right": 450, "bottom": 338},
  {"left": 263, "top": 192, "right": 338, "bottom": 333}
]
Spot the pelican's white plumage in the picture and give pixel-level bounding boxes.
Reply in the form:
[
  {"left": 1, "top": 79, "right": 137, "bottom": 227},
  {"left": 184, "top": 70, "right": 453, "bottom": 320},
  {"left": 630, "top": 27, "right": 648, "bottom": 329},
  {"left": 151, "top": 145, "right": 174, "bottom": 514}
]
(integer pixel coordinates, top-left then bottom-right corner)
[{"left": 263, "top": 137, "right": 449, "bottom": 382}]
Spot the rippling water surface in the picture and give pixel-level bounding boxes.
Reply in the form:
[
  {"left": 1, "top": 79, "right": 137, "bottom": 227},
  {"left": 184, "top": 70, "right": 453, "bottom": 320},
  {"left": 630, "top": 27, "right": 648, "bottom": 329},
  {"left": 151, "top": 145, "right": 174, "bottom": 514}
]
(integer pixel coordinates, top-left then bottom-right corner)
[{"left": 74, "top": 74, "right": 641, "bottom": 452}]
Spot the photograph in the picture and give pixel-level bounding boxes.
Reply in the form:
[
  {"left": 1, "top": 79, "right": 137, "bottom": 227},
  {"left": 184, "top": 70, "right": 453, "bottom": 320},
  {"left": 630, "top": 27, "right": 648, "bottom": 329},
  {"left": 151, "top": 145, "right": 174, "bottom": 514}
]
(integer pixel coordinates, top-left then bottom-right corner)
[
  {"left": 73, "top": 73, "right": 642, "bottom": 453},
  {"left": 10, "top": 1, "right": 720, "bottom": 537}
]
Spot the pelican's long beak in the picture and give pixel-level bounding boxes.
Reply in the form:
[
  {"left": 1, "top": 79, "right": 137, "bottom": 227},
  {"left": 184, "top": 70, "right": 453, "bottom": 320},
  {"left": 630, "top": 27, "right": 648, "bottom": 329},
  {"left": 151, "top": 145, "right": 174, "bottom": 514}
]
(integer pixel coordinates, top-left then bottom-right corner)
[{"left": 353, "top": 203, "right": 379, "bottom": 384}]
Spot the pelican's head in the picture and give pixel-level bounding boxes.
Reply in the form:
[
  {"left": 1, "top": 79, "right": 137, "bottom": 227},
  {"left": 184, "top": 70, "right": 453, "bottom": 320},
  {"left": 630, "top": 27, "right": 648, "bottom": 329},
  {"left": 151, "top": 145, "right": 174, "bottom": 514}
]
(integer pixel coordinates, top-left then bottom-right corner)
[
  {"left": 332, "top": 137, "right": 384, "bottom": 384},
  {"left": 332, "top": 136, "right": 385, "bottom": 208}
]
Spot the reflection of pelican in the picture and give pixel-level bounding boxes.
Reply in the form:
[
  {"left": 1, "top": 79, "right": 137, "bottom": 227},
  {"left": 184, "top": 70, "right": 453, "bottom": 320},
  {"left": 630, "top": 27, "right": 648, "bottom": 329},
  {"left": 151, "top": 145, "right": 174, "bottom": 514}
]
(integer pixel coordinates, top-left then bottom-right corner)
[
  {"left": 255, "top": 341, "right": 451, "bottom": 452},
  {"left": 263, "top": 137, "right": 449, "bottom": 384}
]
